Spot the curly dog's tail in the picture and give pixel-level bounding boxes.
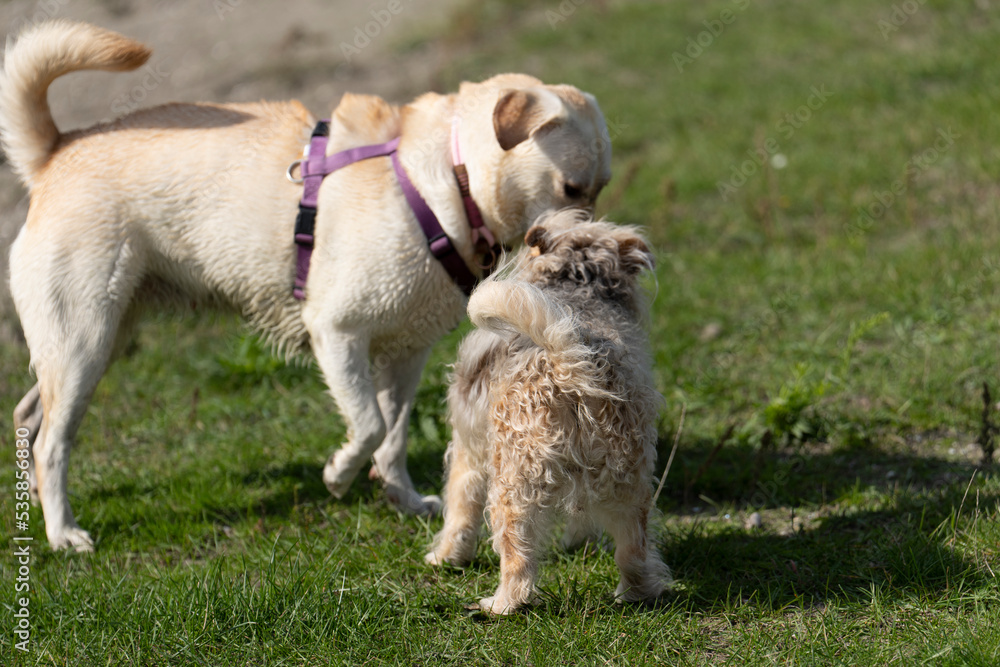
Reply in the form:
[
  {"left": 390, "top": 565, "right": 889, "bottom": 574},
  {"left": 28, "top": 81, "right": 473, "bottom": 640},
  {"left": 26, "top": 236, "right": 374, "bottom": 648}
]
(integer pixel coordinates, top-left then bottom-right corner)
[
  {"left": 469, "top": 278, "right": 613, "bottom": 398},
  {"left": 469, "top": 279, "right": 577, "bottom": 352},
  {"left": 0, "top": 20, "right": 150, "bottom": 189}
]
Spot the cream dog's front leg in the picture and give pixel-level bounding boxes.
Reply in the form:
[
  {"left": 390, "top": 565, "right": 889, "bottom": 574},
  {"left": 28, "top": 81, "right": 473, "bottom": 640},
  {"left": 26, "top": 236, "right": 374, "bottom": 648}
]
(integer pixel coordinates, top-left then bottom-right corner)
[
  {"left": 370, "top": 347, "right": 442, "bottom": 515},
  {"left": 311, "top": 329, "right": 387, "bottom": 499}
]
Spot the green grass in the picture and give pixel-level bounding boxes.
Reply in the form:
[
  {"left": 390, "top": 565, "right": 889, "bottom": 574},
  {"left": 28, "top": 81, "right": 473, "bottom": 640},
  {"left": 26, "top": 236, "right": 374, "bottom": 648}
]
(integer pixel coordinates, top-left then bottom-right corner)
[{"left": 2, "top": 0, "right": 999, "bottom": 663}]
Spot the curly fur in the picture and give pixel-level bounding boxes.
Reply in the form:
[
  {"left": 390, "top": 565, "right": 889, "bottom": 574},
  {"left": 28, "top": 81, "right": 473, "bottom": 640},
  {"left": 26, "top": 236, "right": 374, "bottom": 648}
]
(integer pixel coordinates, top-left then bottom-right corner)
[{"left": 425, "top": 210, "right": 672, "bottom": 614}]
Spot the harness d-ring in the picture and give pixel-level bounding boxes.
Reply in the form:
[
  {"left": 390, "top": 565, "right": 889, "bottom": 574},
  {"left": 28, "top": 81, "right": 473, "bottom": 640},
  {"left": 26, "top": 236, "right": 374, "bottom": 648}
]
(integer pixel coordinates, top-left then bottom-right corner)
[{"left": 286, "top": 159, "right": 304, "bottom": 184}]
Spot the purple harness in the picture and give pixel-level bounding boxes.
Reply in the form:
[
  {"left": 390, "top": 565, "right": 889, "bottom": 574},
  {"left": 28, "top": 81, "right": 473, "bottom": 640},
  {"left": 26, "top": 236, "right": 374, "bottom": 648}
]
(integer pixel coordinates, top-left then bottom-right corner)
[{"left": 289, "top": 120, "right": 500, "bottom": 300}]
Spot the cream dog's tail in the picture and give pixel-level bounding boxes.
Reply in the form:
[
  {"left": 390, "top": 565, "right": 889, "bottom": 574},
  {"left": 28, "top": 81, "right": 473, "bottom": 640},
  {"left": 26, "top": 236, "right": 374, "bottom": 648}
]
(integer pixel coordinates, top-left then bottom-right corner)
[{"left": 0, "top": 20, "right": 150, "bottom": 189}]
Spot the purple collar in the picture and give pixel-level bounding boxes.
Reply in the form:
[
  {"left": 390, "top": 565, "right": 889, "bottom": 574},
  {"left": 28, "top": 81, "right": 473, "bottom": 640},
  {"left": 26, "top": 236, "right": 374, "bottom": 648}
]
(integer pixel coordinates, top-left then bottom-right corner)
[{"left": 288, "top": 119, "right": 499, "bottom": 300}]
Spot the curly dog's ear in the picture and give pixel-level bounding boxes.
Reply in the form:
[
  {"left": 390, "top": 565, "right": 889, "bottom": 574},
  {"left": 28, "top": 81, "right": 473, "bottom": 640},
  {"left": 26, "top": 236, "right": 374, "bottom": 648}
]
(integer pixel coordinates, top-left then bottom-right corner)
[
  {"left": 525, "top": 226, "right": 550, "bottom": 255},
  {"left": 619, "top": 236, "right": 654, "bottom": 274}
]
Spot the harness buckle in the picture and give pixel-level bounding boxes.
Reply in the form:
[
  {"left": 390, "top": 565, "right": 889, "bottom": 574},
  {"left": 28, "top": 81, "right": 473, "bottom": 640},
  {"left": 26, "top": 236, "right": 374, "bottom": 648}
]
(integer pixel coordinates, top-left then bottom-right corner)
[{"left": 294, "top": 204, "right": 317, "bottom": 241}]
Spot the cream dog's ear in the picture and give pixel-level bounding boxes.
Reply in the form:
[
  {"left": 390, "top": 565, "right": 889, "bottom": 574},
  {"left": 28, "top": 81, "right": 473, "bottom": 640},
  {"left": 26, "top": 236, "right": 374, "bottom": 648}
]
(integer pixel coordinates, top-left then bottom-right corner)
[{"left": 493, "top": 88, "right": 566, "bottom": 151}]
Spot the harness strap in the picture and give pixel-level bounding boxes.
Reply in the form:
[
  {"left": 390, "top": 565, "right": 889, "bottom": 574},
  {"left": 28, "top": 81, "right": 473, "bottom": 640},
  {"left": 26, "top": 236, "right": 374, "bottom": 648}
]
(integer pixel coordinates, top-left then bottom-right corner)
[
  {"left": 303, "top": 137, "right": 401, "bottom": 181},
  {"left": 293, "top": 121, "right": 330, "bottom": 300},
  {"left": 291, "top": 119, "right": 489, "bottom": 300}
]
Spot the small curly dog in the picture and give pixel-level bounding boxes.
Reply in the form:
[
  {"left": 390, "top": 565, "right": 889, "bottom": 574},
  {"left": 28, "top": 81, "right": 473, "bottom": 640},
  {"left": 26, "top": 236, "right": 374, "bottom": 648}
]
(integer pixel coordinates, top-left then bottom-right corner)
[{"left": 425, "top": 210, "right": 672, "bottom": 614}]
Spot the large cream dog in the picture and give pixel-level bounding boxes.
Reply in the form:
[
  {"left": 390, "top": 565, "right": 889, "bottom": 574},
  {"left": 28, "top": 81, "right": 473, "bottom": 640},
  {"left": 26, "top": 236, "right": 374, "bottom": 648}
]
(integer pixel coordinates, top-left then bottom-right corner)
[{"left": 1, "top": 20, "right": 611, "bottom": 551}]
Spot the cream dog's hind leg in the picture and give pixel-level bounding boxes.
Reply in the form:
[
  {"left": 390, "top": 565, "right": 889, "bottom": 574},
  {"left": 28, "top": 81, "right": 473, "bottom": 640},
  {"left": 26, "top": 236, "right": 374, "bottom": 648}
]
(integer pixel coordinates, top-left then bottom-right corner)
[
  {"left": 13, "top": 383, "right": 41, "bottom": 439},
  {"left": 13, "top": 383, "right": 42, "bottom": 502},
  {"left": 23, "top": 303, "right": 124, "bottom": 552},
  {"left": 11, "top": 205, "right": 144, "bottom": 550}
]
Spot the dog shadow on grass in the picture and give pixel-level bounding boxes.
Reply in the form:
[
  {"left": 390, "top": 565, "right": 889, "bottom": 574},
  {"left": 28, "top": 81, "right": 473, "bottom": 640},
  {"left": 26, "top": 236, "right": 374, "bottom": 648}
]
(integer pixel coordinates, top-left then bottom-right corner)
[
  {"left": 653, "top": 436, "right": 996, "bottom": 611},
  {"left": 225, "top": 437, "right": 449, "bottom": 519},
  {"left": 76, "top": 436, "right": 447, "bottom": 538},
  {"left": 69, "top": 416, "right": 992, "bottom": 616}
]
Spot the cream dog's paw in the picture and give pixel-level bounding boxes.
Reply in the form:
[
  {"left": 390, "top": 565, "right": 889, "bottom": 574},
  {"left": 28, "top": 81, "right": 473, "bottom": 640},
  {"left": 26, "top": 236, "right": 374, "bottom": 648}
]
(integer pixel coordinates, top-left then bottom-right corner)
[
  {"left": 384, "top": 485, "right": 441, "bottom": 516},
  {"left": 322, "top": 450, "right": 359, "bottom": 498},
  {"left": 374, "top": 466, "right": 442, "bottom": 516},
  {"left": 49, "top": 526, "right": 94, "bottom": 552},
  {"left": 419, "top": 494, "right": 442, "bottom": 516}
]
